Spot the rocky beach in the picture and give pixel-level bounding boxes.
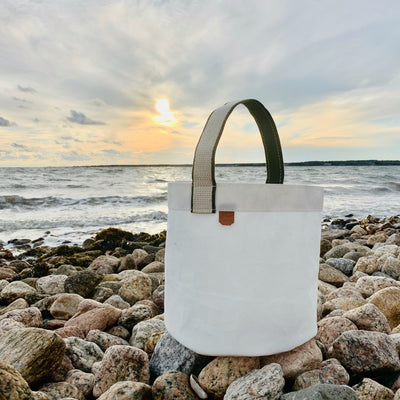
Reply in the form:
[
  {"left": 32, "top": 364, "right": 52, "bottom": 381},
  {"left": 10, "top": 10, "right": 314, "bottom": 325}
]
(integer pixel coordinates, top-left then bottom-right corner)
[{"left": 0, "top": 216, "right": 400, "bottom": 399}]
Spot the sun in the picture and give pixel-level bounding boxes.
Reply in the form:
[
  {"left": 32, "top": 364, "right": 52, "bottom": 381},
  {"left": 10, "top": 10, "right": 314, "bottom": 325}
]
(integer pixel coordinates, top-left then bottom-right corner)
[
  {"left": 154, "top": 98, "right": 177, "bottom": 125},
  {"left": 156, "top": 99, "right": 170, "bottom": 114}
]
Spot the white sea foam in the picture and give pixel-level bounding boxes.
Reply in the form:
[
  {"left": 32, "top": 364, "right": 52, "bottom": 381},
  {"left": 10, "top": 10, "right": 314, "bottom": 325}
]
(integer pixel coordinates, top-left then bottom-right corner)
[{"left": 0, "top": 165, "right": 399, "bottom": 247}]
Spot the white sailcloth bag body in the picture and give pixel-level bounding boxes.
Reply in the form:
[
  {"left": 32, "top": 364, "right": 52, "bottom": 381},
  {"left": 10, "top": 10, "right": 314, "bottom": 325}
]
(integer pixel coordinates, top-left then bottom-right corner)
[{"left": 165, "top": 99, "right": 323, "bottom": 356}]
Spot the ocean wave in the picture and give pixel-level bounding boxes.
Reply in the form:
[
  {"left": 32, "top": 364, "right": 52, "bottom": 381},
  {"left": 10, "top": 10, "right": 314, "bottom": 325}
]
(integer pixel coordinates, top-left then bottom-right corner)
[
  {"left": 0, "top": 193, "right": 167, "bottom": 210},
  {"left": 387, "top": 182, "right": 400, "bottom": 191},
  {"left": 0, "top": 210, "right": 168, "bottom": 231}
]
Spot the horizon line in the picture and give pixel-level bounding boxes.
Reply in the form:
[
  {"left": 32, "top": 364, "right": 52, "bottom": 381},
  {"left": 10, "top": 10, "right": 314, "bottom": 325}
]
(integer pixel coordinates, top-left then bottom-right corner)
[{"left": 1, "top": 159, "right": 400, "bottom": 168}]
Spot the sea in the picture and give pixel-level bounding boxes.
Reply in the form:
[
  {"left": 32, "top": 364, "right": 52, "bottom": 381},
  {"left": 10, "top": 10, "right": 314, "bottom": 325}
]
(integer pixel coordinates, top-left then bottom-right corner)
[{"left": 0, "top": 165, "right": 399, "bottom": 249}]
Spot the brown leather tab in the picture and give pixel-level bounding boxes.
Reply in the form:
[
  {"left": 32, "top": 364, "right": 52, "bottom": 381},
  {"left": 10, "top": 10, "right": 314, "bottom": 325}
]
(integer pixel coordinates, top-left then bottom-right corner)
[{"left": 219, "top": 211, "right": 234, "bottom": 226}]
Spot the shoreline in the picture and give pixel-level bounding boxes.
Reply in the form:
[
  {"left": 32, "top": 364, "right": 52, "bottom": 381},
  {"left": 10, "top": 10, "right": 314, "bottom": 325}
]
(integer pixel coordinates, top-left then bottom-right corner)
[
  {"left": 0, "top": 216, "right": 400, "bottom": 397},
  {"left": 1, "top": 214, "right": 399, "bottom": 257}
]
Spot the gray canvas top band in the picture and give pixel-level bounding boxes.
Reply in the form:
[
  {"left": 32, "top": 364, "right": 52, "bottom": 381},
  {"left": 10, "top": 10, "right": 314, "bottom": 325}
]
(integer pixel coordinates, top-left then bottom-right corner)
[{"left": 191, "top": 99, "right": 284, "bottom": 214}]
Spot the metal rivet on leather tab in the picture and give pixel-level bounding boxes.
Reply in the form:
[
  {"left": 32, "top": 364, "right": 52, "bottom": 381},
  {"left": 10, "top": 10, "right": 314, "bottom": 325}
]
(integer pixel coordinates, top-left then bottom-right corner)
[{"left": 219, "top": 211, "right": 234, "bottom": 226}]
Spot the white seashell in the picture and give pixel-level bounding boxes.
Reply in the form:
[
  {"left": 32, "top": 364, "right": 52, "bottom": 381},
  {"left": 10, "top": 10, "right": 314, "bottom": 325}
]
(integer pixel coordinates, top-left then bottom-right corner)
[{"left": 190, "top": 374, "right": 208, "bottom": 399}]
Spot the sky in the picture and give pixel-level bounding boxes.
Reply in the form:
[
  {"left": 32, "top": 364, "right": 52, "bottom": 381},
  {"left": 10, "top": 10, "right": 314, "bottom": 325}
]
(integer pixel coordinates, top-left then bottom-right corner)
[{"left": 0, "top": 0, "right": 400, "bottom": 167}]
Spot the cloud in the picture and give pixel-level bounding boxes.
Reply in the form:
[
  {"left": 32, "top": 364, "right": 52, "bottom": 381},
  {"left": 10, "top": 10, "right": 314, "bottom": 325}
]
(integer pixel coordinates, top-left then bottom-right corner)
[
  {"left": 17, "top": 85, "right": 37, "bottom": 93},
  {"left": 11, "top": 143, "right": 30, "bottom": 150},
  {"left": 67, "top": 110, "right": 105, "bottom": 125},
  {"left": 60, "top": 135, "right": 83, "bottom": 143},
  {"left": 0, "top": 117, "right": 15, "bottom": 127},
  {"left": 13, "top": 97, "right": 33, "bottom": 104},
  {"left": 61, "top": 151, "right": 91, "bottom": 161}
]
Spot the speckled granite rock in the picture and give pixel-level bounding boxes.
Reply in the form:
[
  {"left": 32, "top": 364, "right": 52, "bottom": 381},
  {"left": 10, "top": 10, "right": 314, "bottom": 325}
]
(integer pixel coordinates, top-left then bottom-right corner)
[
  {"left": 260, "top": 340, "right": 323, "bottom": 380},
  {"left": 0, "top": 306, "right": 43, "bottom": 327},
  {"left": 152, "top": 285, "right": 164, "bottom": 310},
  {"left": 0, "top": 281, "right": 37, "bottom": 302},
  {"left": 381, "top": 256, "right": 400, "bottom": 280},
  {"left": 98, "top": 381, "right": 152, "bottom": 400},
  {"left": 0, "top": 327, "right": 66, "bottom": 385},
  {"left": 65, "top": 369, "right": 95, "bottom": 397},
  {"left": 0, "top": 359, "right": 34, "bottom": 400},
  {"left": 354, "top": 256, "right": 379, "bottom": 274},
  {"left": 118, "top": 254, "right": 137, "bottom": 272},
  {"left": 354, "top": 378, "right": 394, "bottom": 400},
  {"left": 86, "top": 329, "right": 129, "bottom": 351},
  {"left": 118, "top": 271, "right": 153, "bottom": 303},
  {"left": 64, "top": 299, "right": 122, "bottom": 336},
  {"left": 104, "top": 294, "right": 131, "bottom": 309},
  {"left": 88, "top": 255, "right": 120, "bottom": 274},
  {"left": 0, "top": 297, "right": 29, "bottom": 315},
  {"left": 198, "top": 356, "right": 260, "bottom": 399},
  {"left": 118, "top": 303, "right": 156, "bottom": 330},
  {"left": 106, "top": 325, "right": 130, "bottom": 340},
  {"left": 152, "top": 371, "right": 197, "bottom": 400},
  {"left": 324, "top": 245, "right": 352, "bottom": 259},
  {"left": 130, "top": 318, "right": 166, "bottom": 350},
  {"left": 355, "top": 276, "right": 400, "bottom": 298},
  {"left": 368, "top": 287, "right": 400, "bottom": 329},
  {"left": 64, "top": 336, "right": 104, "bottom": 372},
  {"left": 49, "top": 293, "right": 84, "bottom": 320},
  {"left": 322, "top": 297, "right": 367, "bottom": 314},
  {"left": 36, "top": 275, "right": 68, "bottom": 295},
  {"left": 149, "top": 331, "right": 211, "bottom": 381},
  {"left": 293, "top": 358, "right": 349, "bottom": 390},
  {"left": 224, "top": 363, "right": 284, "bottom": 400},
  {"left": 319, "top": 263, "right": 349, "bottom": 286},
  {"left": 282, "top": 383, "right": 357, "bottom": 399},
  {"left": 64, "top": 270, "right": 103, "bottom": 298},
  {"left": 141, "top": 261, "right": 164, "bottom": 273},
  {"left": 0, "top": 317, "right": 25, "bottom": 335},
  {"left": 37, "top": 382, "right": 84, "bottom": 400},
  {"left": 343, "top": 303, "right": 391, "bottom": 333},
  {"left": 326, "top": 286, "right": 364, "bottom": 301},
  {"left": 93, "top": 345, "right": 150, "bottom": 397},
  {"left": 326, "top": 258, "right": 355, "bottom": 275},
  {"left": 144, "top": 331, "right": 165, "bottom": 355},
  {"left": 31, "top": 391, "right": 51, "bottom": 400},
  {"left": 329, "top": 330, "right": 400, "bottom": 374},
  {"left": 316, "top": 316, "right": 358, "bottom": 348}
]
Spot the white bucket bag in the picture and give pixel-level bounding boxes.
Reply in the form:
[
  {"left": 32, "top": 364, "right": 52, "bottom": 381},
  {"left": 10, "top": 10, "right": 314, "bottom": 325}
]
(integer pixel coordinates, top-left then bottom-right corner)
[{"left": 165, "top": 99, "right": 323, "bottom": 356}]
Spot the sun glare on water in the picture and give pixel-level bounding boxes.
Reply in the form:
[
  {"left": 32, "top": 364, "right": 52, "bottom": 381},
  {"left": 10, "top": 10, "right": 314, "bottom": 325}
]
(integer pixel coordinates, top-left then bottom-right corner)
[{"left": 154, "top": 98, "right": 177, "bottom": 125}]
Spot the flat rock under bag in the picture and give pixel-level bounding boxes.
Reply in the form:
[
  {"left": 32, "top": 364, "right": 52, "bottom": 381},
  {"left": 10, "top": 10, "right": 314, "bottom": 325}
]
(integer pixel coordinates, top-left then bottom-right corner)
[{"left": 165, "top": 99, "right": 323, "bottom": 356}]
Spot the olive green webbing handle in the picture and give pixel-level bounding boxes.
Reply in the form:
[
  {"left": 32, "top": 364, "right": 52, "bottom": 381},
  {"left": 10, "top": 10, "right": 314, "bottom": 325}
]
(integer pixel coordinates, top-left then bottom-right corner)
[{"left": 191, "top": 99, "right": 284, "bottom": 213}]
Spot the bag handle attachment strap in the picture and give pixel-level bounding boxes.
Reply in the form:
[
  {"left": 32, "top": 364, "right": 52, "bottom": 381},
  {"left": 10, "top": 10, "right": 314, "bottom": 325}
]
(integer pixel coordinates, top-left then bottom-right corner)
[{"left": 191, "top": 99, "right": 284, "bottom": 214}]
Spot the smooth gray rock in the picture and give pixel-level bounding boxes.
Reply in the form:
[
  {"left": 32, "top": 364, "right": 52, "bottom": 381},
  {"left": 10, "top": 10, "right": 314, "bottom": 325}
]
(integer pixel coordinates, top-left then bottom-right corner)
[
  {"left": 149, "top": 332, "right": 212, "bottom": 381},
  {"left": 282, "top": 383, "right": 357, "bottom": 399},
  {"left": 326, "top": 258, "right": 355, "bottom": 276}
]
